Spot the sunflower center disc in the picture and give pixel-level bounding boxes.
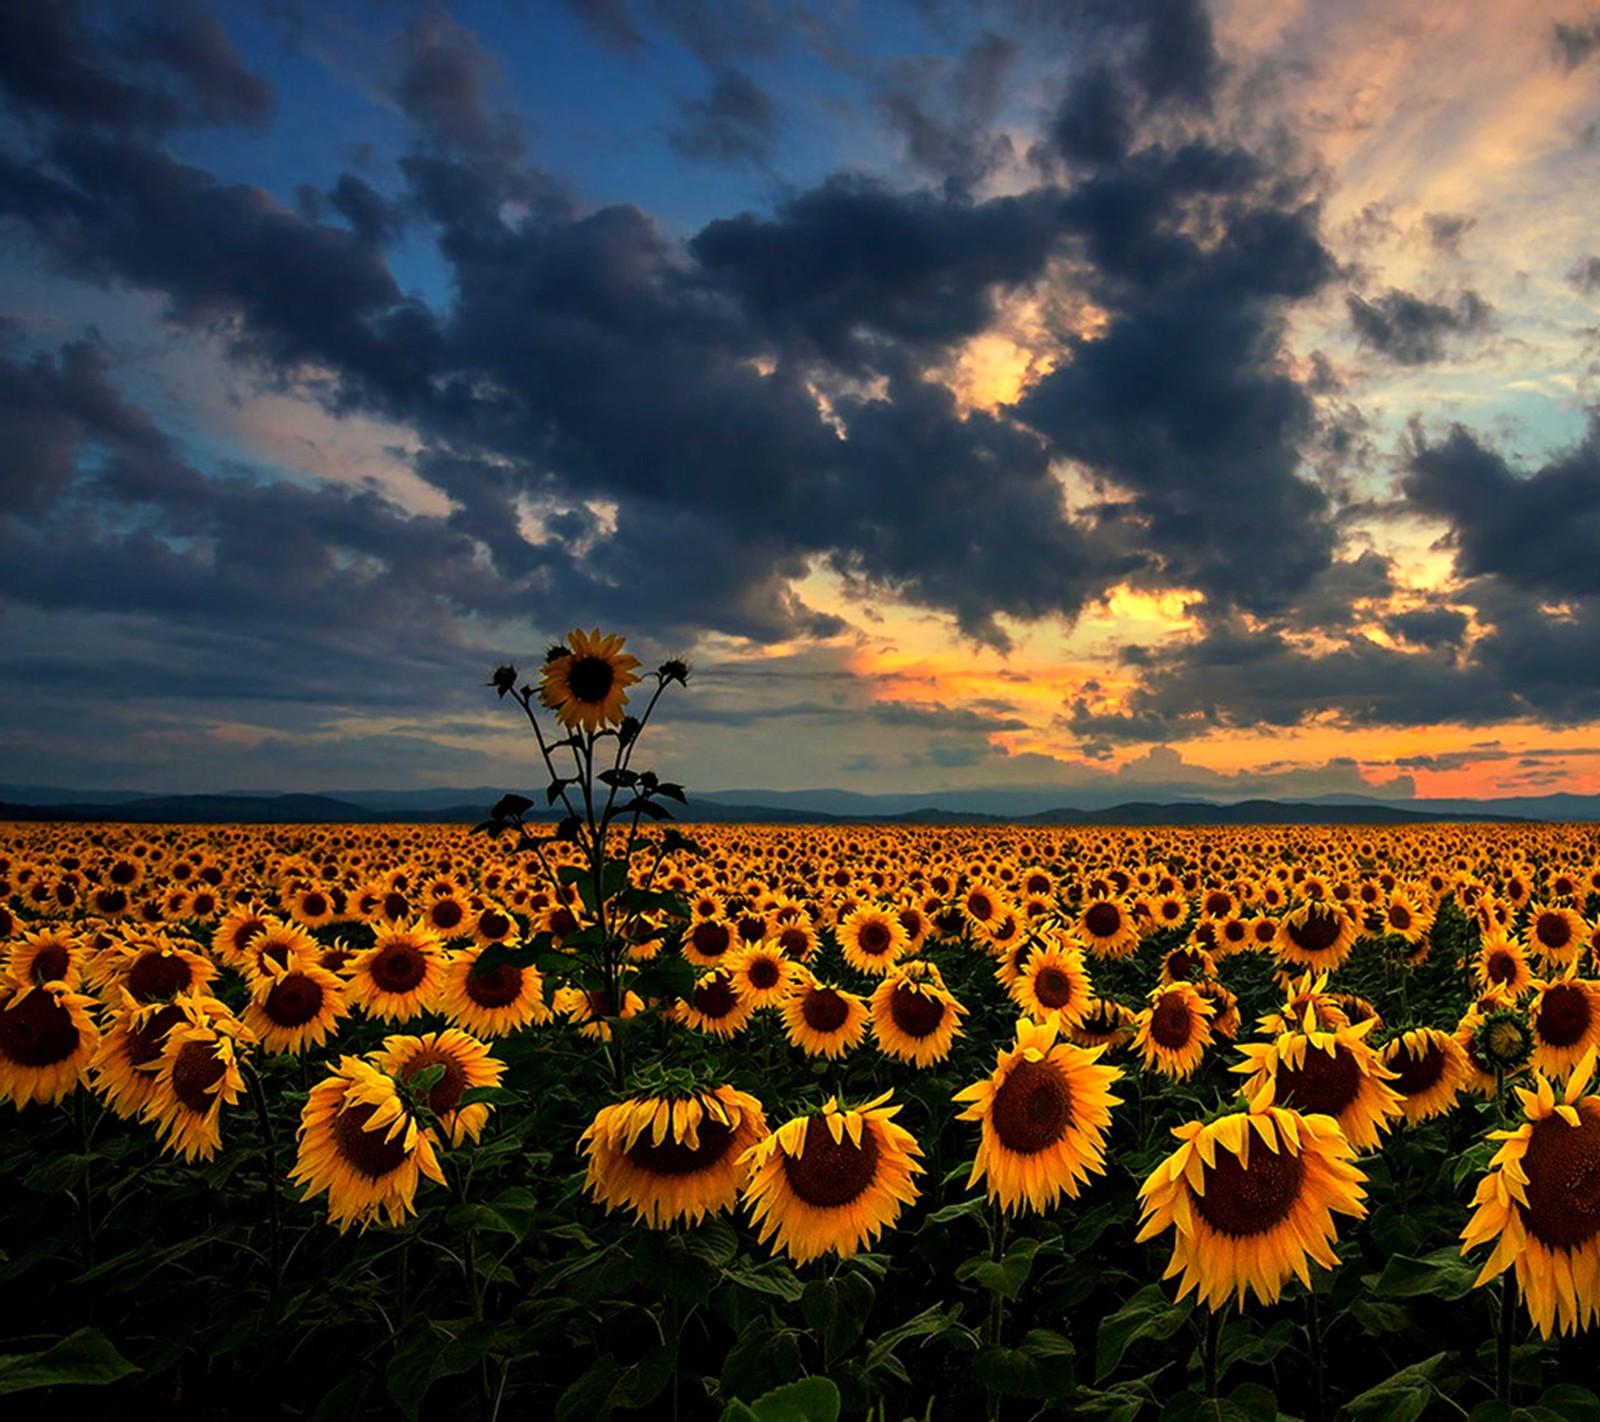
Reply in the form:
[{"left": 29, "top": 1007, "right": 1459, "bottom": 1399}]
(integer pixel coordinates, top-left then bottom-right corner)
[
  {"left": 1194, "top": 1144, "right": 1306, "bottom": 1238},
  {"left": 1032, "top": 966, "right": 1076, "bottom": 1009},
  {"left": 382, "top": 892, "right": 409, "bottom": 920},
  {"left": 1150, "top": 997, "right": 1196, "bottom": 1050},
  {"left": 371, "top": 943, "right": 428, "bottom": 993},
  {"left": 0, "top": 990, "right": 80, "bottom": 1067},
  {"left": 402, "top": 1049, "right": 467, "bottom": 1113},
  {"left": 858, "top": 922, "right": 892, "bottom": 956},
  {"left": 566, "top": 655, "right": 615, "bottom": 702},
  {"left": 1389, "top": 906, "right": 1412, "bottom": 931},
  {"left": 466, "top": 963, "right": 524, "bottom": 1007},
  {"left": 1522, "top": 1106, "right": 1600, "bottom": 1249},
  {"left": 1166, "top": 950, "right": 1204, "bottom": 981},
  {"left": 1389, "top": 1039, "right": 1445, "bottom": 1095},
  {"left": 28, "top": 945, "right": 70, "bottom": 985},
  {"left": 801, "top": 989, "right": 851, "bottom": 1034},
  {"left": 747, "top": 958, "right": 781, "bottom": 990},
  {"left": 627, "top": 1118, "right": 735, "bottom": 1177},
  {"left": 171, "top": 1040, "right": 227, "bottom": 1112},
  {"left": 127, "top": 1005, "right": 188, "bottom": 1068},
  {"left": 990, "top": 1058, "right": 1073, "bottom": 1155},
  {"left": 694, "top": 975, "right": 738, "bottom": 1019},
  {"left": 1276, "top": 1043, "right": 1363, "bottom": 1116},
  {"left": 1537, "top": 984, "right": 1592, "bottom": 1048},
  {"left": 1204, "top": 892, "right": 1233, "bottom": 918},
  {"left": 1487, "top": 951, "right": 1519, "bottom": 985},
  {"left": 266, "top": 974, "right": 325, "bottom": 1027},
  {"left": 431, "top": 900, "right": 465, "bottom": 931},
  {"left": 692, "top": 922, "right": 731, "bottom": 958},
  {"left": 477, "top": 912, "right": 511, "bottom": 939},
  {"left": 889, "top": 985, "right": 945, "bottom": 1038},
  {"left": 781, "top": 1117, "right": 881, "bottom": 1207},
  {"left": 301, "top": 893, "right": 328, "bottom": 918},
  {"left": 777, "top": 927, "right": 811, "bottom": 958},
  {"left": 1536, "top": 913, "right": 1573, "bottom": 950},
  {"left": 1286, "top": 908, "right": 1343, "bottom": 954},
  {"left": 333, "top": 1100, "right": 411, "bottom": 1179},
  {"left": 126, "top": 952, "right": 194, "bottom": 1003},
  {"left": 1084, "top": 903, "right": 1121, "bottom": 937}
]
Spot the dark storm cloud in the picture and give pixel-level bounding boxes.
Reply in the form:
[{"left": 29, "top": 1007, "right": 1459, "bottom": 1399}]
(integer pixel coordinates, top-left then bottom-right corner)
[
  {"left": 877, "top": 31, "right": 1019, "bottom": 194},
  {"left": 1403, "top": 421, "right": 1600, "bottom": 598},
  {"left": 1347, "top": 287, "right": 1494, "bottom": 365},
  {"left": 690, "top": 177, "right": 1064, "bottom": 367},
  {"left": 1554, "top": 17, "right": 1600, "bottom": 70},
  {"left": 1017, "top": 140, "right": 1338, "bottom": 615},
  {"left": 1383, "top": 607, "right": 1471, "bottom": 649},
  {"left": 666, "top": 68, "right": 779, "bottom": 167},
  {"left": 0, "top": 0, "right": 272, "bottom": 134},
  {"left": 396, "top": 13, "right": 519, "bottom": 160}
]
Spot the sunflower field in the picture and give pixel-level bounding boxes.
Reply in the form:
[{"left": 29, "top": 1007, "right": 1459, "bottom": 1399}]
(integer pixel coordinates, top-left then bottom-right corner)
[{"left": 4, "top": 640, "right": 1600, "bottom": 1420}]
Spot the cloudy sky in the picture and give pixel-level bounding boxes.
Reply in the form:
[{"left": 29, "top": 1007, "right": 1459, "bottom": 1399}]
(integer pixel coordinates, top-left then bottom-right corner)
[{"left": 4, "top": 0, "right": 1600, "bottom": 803}]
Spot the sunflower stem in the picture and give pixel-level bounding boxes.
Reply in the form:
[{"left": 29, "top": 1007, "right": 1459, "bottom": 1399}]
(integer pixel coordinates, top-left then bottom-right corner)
[
  {"left": 1203, "top": 1306, "right": 1222, "bottom": 1400},
  {"left": 244, "top": 1063, "right": 283, "bottom": 1293},
  {"left": 71, "top": 1087, "right": 97, "bottom": 1269},
  {"left": 1497, "top": 1268, "right": 1517, "bottom": 1405},
  {"left": 1305, "top": 1287, "right": 1325, "bottom": 1422}
]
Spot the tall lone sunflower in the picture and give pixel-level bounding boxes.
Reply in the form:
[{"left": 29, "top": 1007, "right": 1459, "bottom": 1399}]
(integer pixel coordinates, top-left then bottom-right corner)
[
  {"left": 581, "top": 1085, "right": 768, "bottom": 1228},
  {"left": 1461, "top": 1050, "right": 1600, "bottom": 1337},
  {"left": 538, "top": 628, "right": 642, "bottom": 732},
  {"left": 1137, "top": 1101, "right": 1368, "bottom": 1309},
  {"left": 741, "top": 1092, "right": 923, "bottom": 1264},
  {"left": 954, "top": 1017, "right": 1121, "bottom": 1215}
]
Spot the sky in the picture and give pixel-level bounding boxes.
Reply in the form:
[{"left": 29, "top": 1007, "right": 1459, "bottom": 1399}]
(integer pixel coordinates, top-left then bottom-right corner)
[{"left": 4, "top": 0, "right": 1600, "bottom": 805}]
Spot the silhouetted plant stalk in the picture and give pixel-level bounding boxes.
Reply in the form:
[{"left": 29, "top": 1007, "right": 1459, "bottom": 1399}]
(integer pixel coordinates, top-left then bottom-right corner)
[{"left": 481, "top": 633, "right": 695, "bottom": 1089}]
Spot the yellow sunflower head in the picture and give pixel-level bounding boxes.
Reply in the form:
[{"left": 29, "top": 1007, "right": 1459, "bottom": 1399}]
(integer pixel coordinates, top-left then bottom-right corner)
[
  {"left": 1380, "top": 1027, "right": 1471, "bottom": 1125},
  {"left": 1137, "top": 1101, "right": 1368, "bottom": 1310},
  {"left": 581, "top": 1084, "right": 768, "bottom": 1228},
  {"left": 869, "top": 962, "right": 965, "bottom": 1066},
  {"left": 537, "top": 628, "right": 642, "bottom": 732},
  {"left": 740, "top": 1091, "right": 923, "bottom": 1264},
  {"left": 954, "top": 1017, "right": 1121, "bottom": 1215},
  {"left": 1233, "top": 1019, "right": 1404, "bottom": 1152},
  {"left": 1134, "top": 982, "right": 1215, "bottom": 1080},
  {"left": 1461, "top": 1050, "right": 1600, "bottom": 1337},
  {"left": 0, "top": 977, "right": 102, "bottom": 1109},
  {"left": 370, "top": 1028, "right": 505, "bottom": 1147}
]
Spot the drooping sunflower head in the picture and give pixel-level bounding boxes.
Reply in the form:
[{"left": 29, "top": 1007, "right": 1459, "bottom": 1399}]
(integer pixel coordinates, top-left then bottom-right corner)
[
  {"left": 143, "top": 1013, "right": 254, "bottom": 1161},
  {"left": 537, "top": 628, "right": 643, "bottom": 732},
  {"left": 740, "top": 1091, "right": 923, "bottom": 1264},
  {"left": 954, "top": 1017, "right": 1121, "bottom": 1215},
  {"left": 1137, "top": 1102, "right": 1368, "bottom": 1310},
  {"left": 1065, "top": 996, "right": 1138, "bottom": 1053},
  {"left": 581, "top": 1085, "right": 768, "bottom": 1229}
]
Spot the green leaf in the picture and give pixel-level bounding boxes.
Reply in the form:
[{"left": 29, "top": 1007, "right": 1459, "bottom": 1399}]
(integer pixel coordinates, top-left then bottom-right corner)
[
  {"left": 599, "top": 768, "right": 639, "bottom": 788},
  {"left": 1371, "top": 1248, "right": 1479, "bottom": 1301},
  {"left": 956, "top": 1236, "right": 1040, "bottom": 1300},
  {"left": 973, "top": 1329, "right": 1076, "bottom": 1399},
  {"left": 630, "top": 954, "right": 697, "bottom": 1002},
  {"left": 1159, "top": 1383, "right": 1278, "bottom": 1422},
  {"left": 1339, "top": 1352, "right": 1445, "bottom": 1422},
  {"left": 632, "top": 1231, "right": 715, "bottom": 1307},
  {"left": 659, "top": 829, "right": 705, "bottom": 857},
  {"left": 1095, "top": 1283, "right": 1193, "bottom": 1382},
  {"left": 721, "top": 1260, "right": 804, "bottom": 1303},
  {"left": 553, "top": 1345, "right": 676, "bottom": 1422},
  {"left": 722, "top": 1377, "right": 842, "bottom": 1422},
  {"left": 655, "top": 782, "right": 688, "bottom": 804},
  {"left": 0, "top": 1328, "right": 139, "bottom": 1394},
  {"left": 491, "top": 793, "right": 533, "bottom": 820},
  {"left": 1534, "top": 1385, "right": 1600, "bottom": 1421},
  {"left": 921, "top": 1197, "right": 986, "bottom": 1228}
]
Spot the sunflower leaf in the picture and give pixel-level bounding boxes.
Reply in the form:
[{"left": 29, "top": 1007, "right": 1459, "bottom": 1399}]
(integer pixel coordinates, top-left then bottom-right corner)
[
  {"left": 1094, "top": 1283, "right": 1192, "bottom": 1383},
  {"left": 1371, "top": 1249, "right": 1478, "bottom": 1301},
  {"left": 972, "top": 1329, "right": 1076, "bottom": 1399},
  {"left": 1339, "top": 1353, "right": 1445, "bottom": 1422},
  {"left": 722, "top": 1377, "right": 842, "bottom": 1422},
  {"left": 0, "top": 1328, "right": 139, "bottom": 1395}
]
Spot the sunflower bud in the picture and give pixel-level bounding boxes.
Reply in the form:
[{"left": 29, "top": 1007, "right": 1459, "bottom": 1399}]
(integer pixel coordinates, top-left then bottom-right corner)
[
  {"left": 659, "top": 657, "right": 690, "bottom": 685},
  {"left": 618, "top": 716, "right": 641, "bottom": 747},
  {"left": 488, "top": 665, "right": 518, "bottom": 697},
  {"left": 1470, "top": 1009, "right": 1534, "bottom": 1074}
]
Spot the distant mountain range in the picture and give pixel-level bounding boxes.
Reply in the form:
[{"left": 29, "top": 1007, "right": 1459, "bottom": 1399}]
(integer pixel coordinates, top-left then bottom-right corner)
[{"left": 0, "top": 782, "right": 1590, "bottom": 825}]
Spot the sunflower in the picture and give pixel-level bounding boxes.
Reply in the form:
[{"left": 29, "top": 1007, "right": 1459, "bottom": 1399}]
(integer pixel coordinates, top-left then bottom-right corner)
[
  {"left": 1457, "top": 993, "right": 1535, "bottom": 1097},
  {"left": 140, "top": 1013, "right": 253, "bottom": 1161},
  {"left": 89, "top": 997, "right": 196, "bottom": 1119},
  {"left": 243, "top": 959, "right": 350, "bottom": 1056},
  {"left": 1477, "top": 932, "right": 1534, "bottom": 996},
  {"left": 1258, "top": 970, "right": 1349, "bottom": 1037},
  {"left": 1158, "top": 944, "right": 1216, "bottom": 986},
  {"left": 290, "top": 1056, "right": 446, "bottom": 1232},
  {"left": 740, "top": 1092, "right": 923, "bottom": 1264},
  {"left": 1528, "top": 971, "right": 1600, "bottom": 1080},
  {"left": 1077, "top": 897, "right": 1141, "bottom": 959},
  {"left": 1194, "top": 980, "right": 1242, "bottom": 1040},
  {"left": 1011, "top": 941, "right": 1094, "bottom": 1028},
  {"left": 370, "top": 1028, "right": 505, "bottom": 1148},
  {"left": 212, "top": 903, "right": 281, "bottom": 971},
  {"left": 1274, "top": 901, "right": 1358, "bottom": 972},
  {"left": 553, "top": 984, "right": 645, "bottom": 1040},
  {"left": 1066, "top": 996, "right": 1138, "bottom": 1053},
  {"left": 438, "top": 946, "right": 552, "bottom": 1037},
  {"left": 285, "top": 885, "right": 340, "bottom": 929},
  {"left": 7, "top": 927, "right": 85, "bottom": 989},
  {"left": 1134, "top": 983, "right": 1215, "bottom": 1080},
  {"left": 677, "top": 968, "right": 756, "bottom": 1038},
  {"left": 1136, "top": 1100, "right": 1368, "bottom": 1310},
  {"left": 954, "top": 1017, "right": 1121, "bottom": 1215},
  {"left": 1460, "top": 1051, "right": 1600, "bottom": 1337},
  {"left": 235, "top": 919, "right": 320, "bottom": 988},
  {"left": 728, "top": 943, "right": 802, "bottom": 1009},
  {"left": 538, "top": 627, "right": 642, "bottom": 732},
  {"left": 837, "top": 905, "right": 911, "bottom": 976},
  {"left": 103, "top": 935, "right": 218, "bottom": 1006},
  {"left": 869, "top": 961, "right": 965, "bottom": 1066},
  {"left": 346, "top": 921, "right": 447, "bottom": 1023},
  {"left": 467, "top": 903, "right": 521, "bottom": 950},
  {"left": 0, "top": 978, "right": 102, "bottom": 1109},
  {"left": 1524, "top": 905, "right": 1588, "bottom": 972},
  {"left": 958, "top": 883, "right": 1013, "bottom": 944},
  {"left": 683, "top": 916, "right": 738, "bottom": 968},
  {"left": 782, "top": 976, "right": 869, "bottom": 1059},
  {"left": 1233, "top": 1019, "right": 1404, "bottom": 1151},
  {"left": 581, "top": 1085, "right": 768, "bottom": 1228},
  {"left": 1380, "top": 1027, "right": 1471, "bottom": 1125}
]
